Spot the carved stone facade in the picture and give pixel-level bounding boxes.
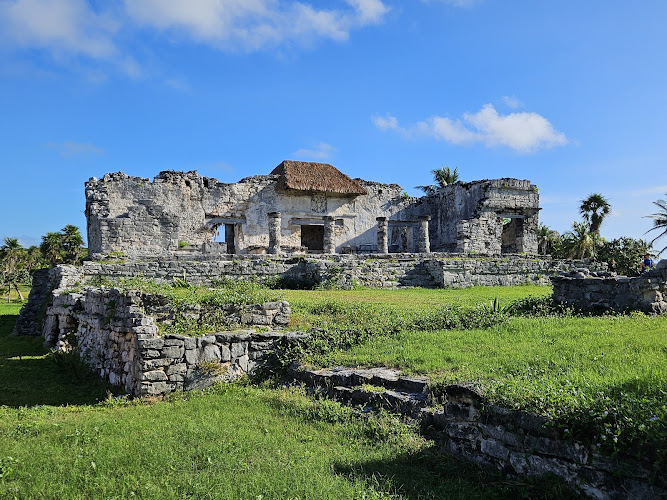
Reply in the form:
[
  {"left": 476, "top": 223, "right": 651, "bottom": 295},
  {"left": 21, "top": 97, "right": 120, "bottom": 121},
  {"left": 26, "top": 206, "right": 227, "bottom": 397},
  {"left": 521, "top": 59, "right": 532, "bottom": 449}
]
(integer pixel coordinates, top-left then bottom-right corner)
[{"left": 85, "top": 162, "right": 539, "bottom": 259}]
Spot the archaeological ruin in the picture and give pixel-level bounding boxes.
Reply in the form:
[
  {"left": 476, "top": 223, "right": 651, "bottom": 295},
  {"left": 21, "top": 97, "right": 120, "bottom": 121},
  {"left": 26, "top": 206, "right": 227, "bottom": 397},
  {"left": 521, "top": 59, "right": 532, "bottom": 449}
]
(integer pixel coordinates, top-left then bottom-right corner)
[
  {"left": 85, "top": 160, "right": 540, "bottom": 260},
  {"left": 11, "top": 160, "right": 667, "bottom": 499}
]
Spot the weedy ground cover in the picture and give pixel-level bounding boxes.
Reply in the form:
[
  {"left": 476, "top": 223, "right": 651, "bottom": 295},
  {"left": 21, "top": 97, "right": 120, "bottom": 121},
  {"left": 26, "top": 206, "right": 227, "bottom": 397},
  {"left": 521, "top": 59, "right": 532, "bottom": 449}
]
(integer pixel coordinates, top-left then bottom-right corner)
[
  {"left": 0, "top": 302, "right": 577, "bottom": 499},
  {"left": 281, "top": 287, "right": 667, "bottom": 464}
]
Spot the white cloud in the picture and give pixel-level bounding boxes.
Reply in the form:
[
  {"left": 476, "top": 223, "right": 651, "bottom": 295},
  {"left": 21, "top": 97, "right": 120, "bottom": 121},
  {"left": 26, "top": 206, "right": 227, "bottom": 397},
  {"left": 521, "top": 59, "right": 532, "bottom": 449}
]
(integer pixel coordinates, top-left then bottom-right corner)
[
  {"left": 0, "top": 0, "right": 388, "bottom": 76},
  {"left": 0, "top": 0, "right": 118, "bottom": 58},
  {"left": 293, "top": 142, "right": 336, "bottom": 160},
  {"left": 421, "top": 0, "right": 478, "bottom": 6},
  {"left": 123, "top": 0, "right": 390, "bottom": 52},
  {"left": 373, "top": 104, "right": 568, "bottom": 153},
  {"left": 371, "top": 114, "right": 399, "bottom": 131},
  {"left": 502, "top": 95, "right": 523, "bottom": 109},
  {"left": 48, "top": 140, "right": 104, "bottom": 157}
]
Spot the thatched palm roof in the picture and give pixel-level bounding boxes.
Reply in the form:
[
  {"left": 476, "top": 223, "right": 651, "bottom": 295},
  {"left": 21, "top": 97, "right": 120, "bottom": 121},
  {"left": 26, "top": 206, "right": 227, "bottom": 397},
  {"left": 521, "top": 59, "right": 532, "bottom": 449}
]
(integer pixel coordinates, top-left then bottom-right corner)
[{"left": 271, "top": 160, "right": 367, "bottom": 195}]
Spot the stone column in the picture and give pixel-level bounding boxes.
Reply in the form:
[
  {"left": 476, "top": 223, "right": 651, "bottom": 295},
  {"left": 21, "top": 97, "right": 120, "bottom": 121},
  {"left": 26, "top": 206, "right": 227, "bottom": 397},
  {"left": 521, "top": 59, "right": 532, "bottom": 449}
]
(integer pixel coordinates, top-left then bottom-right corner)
[
  {"left": 417, "top": 215, "right": 431, "bottom": 253},
  {"left": 268, "top": 212, "right": 281, "bottom": 255},
  {"left": 376, "top": 217, "right": 388, "bottom": 254},
  {"left": 323, "top": 216, "right": 336, "bottom": 254}
]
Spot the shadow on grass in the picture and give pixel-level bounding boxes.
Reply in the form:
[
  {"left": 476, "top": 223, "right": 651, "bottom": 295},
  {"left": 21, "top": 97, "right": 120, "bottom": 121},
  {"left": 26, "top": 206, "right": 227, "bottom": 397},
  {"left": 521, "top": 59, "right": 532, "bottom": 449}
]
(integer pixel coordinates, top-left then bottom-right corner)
[
  {"left": 0, "top": 314, "right": 111, "bottom": 407},
  {"left": 334, "top": 444, "right": 583, "bottom": 500}
]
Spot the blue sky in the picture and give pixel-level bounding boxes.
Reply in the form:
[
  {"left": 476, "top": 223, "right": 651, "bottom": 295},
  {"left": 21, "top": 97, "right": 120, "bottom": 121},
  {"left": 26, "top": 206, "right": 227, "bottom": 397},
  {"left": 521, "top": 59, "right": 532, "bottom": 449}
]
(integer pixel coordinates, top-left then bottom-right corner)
[{"left": 1, "top": 0, "right": 666, "bottom": 249}]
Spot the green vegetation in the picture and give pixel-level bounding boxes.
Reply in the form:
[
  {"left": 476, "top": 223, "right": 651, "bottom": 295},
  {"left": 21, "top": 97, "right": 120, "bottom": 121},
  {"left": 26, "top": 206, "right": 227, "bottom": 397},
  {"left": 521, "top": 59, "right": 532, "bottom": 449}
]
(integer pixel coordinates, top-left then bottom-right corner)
[
  {"left": 282, "top": 287, "right": 666, "bottom": 462},
  {"left": 645, "top": 192, "right": 667, "bottom": 255},
  {"left": 2, "top": 281, "right": 665, "bottom": 495},
  {"left": 89, "top": 276, "right": 284, "bottom": 335},
  {"left": 0, "top": 301, "right": 577, "bottom": 499},
  {"left": 93, "top": 275, "right": 283, "bottom": 309}
]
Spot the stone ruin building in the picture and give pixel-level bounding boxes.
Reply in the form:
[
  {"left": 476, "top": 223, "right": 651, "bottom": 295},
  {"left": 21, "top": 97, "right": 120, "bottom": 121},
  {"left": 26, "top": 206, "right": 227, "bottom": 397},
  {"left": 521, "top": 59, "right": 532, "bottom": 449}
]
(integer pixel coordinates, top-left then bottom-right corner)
[{"left": 85, "top": 160, "right": 540, "bottom": 260}]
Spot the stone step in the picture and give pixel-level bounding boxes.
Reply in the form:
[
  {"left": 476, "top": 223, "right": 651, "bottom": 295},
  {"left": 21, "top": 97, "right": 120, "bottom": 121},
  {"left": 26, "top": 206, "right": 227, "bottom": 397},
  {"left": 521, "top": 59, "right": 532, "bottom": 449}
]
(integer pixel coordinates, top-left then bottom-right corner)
[{"left": 288, "top": 362, "right": 430, "bottom": 416}]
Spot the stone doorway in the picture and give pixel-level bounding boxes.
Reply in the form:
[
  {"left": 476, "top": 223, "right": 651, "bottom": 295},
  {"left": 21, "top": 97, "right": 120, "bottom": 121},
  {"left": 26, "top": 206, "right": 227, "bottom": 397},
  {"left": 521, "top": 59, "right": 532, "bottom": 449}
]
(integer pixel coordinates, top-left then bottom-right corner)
[
  {"left": 301, "top": 225, "right": 324, "bottom": 251},
  {"left": 501, "top": 217, "right": 523, "bottom": 254},
  {"left": 225, "top": 224, "right": 236, "bottom": 254}
]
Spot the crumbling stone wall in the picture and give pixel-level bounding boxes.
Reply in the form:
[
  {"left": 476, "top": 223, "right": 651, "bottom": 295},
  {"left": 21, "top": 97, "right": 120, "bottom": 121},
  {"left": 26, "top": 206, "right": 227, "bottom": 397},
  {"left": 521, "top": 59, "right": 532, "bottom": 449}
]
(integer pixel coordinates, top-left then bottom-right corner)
[
  {"left": 552, "top": 260, "right": 667, "bottom": 314},
  {"left": 41, "top": 286, "right": 295, "bottom": 396},
  {"left": 415, "top": 178, "right": 539, "bottom": 254},
  {"left": 80, "top": 255, "right": 602, "bottom": 290},
  {"left": 85, "top": 169, "right": 539, "bottom": 259}
]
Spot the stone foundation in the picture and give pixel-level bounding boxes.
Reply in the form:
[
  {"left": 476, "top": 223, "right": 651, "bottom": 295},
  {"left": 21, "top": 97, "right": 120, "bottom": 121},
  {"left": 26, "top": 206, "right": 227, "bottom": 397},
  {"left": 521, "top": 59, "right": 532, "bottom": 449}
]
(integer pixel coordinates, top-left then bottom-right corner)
[
  {"left": 81, "top": 254, "right": 602, "bottom": 290},
  {"left": 39, "top": 284, "right": 296, "bottom": 396},
  {"left": 552, "top": 260, "right": 667, "bottom": 314}
]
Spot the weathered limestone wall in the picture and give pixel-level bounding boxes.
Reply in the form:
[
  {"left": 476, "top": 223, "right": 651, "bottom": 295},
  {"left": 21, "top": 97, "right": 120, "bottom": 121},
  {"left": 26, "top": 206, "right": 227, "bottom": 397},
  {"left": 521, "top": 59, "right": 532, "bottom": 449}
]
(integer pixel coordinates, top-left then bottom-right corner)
[
  {"left": 86, "top": 171, "right": 414, "bottom": 258},
  {"left": 80, "top": 255, "right": 602, "bottom": 290},
  {"left": 41, "top": 287, "right": 296, "bottom": 396},
  {"left": 432, "top": 387, "right": 663, "bottom": 499},
  {"left": 86, "top": 170, "right": 540, "bottom": 259},
  {"left": 416, "top": 178, "right": 539, "bottom": 254},
  {"left": 552, "top": 260, "right": 667, "bottom": 314}
]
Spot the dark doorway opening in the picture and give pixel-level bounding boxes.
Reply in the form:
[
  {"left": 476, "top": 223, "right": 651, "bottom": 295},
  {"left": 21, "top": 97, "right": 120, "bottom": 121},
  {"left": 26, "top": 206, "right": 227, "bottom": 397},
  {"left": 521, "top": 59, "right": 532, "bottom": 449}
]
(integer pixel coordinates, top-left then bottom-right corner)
[
  {"left": 501, "top": 217, "right": 523, "bottom": 254},
  {"left": 225, "top": 224, "right": 236, "bottom": 254},
  {"left": 301, "top": 225, "right": 324, "bottom": 251}
]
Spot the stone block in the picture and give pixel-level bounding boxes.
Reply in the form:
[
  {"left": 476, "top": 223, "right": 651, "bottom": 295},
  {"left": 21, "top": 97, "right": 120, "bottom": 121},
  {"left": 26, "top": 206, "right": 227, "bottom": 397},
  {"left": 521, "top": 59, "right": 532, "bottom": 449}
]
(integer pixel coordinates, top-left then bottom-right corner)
[
  {"left": 480, "top": 438, "right": 510, "bottom": 461},
  {"left": 141, "top": 370, "right": 167, "bottom": 382},
  {"left": 202, "top": 344, "right": 221, "bottom": 362},
  {"left": 231, "top": 342, "right": 248, "bottom": 358},
  {"left": 219, "top": 344, "right": 231, "bottom": 362}
]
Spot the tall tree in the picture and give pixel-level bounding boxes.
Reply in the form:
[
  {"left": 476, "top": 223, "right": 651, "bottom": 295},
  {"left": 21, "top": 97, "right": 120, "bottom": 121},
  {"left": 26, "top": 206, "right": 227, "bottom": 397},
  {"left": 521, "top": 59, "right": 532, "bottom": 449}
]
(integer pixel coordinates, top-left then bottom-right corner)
[
  {"left": 579, "top": 193, "right": 611, "bottom": 235},
  {"left": 40, "top": 232, "right": 64, "bottom": 267},
  {"left": 416, "top": 165, "right": 460, "bottom": 194},
  {"left": 644, "top": 193, "right": 667, "bottom": 255},
  {"left": 562, "top": 221, "right": 596, "bottom": 259},
  {"left": 60, "top": 224, "right": 85, "bottom": 264},
  {"left": 0, "top": 237, "right": 25, "bottom": 301}
]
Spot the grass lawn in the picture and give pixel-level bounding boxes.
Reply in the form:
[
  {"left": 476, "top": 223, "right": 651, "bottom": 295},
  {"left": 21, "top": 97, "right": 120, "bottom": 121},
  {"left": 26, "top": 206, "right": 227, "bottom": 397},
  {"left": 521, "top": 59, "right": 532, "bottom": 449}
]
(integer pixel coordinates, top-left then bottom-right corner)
[
  {"left": 0, "top": 300, "right": 577, "bottom": 499},
  {"left": 0, "top": 283, "right": 31, "bottom": 303},
  {"left": 282, "top": 286, "right": 667, "bottom": 457}
]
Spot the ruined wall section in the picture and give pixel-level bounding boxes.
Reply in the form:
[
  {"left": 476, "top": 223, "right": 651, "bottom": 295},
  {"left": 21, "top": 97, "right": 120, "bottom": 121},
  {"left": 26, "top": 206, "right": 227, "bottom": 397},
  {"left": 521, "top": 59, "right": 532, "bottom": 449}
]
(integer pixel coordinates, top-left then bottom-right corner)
[
  {"left": 416, "top": 178, "right": 539, "bottom": 255},
  {"left": 86, "top": 171, "right": 278, "bottom": 258},
  {"left": 552, "top": 261, "right": 667, "bottom": 314},
  {"left": 42, "top": 287, "right": 298, "bottom": 396}
]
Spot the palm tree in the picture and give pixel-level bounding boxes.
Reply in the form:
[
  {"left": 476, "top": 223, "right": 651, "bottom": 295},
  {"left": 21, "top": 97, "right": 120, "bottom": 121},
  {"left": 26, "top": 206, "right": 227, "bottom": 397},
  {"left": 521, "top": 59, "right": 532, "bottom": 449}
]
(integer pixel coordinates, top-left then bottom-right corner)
[
  {"left": 579, "top": 193, "right": 611, "bottom": 235},
  {"left": 433, "top": 166, "right": 459, "bottom": 187},
  {"left": 562, "top": 221, "right": 595, "bottom": 259},
  {"left": 644, "top": 193, "right": 667, "bottom": 255},
  {"left": 537, "top": 224, "right": 559, "bottom": 255},
  {"left": 40, "top": 232, "right": 64, "bottom": 267},
  {"left": 60, "top": 224, "right": 85, "bottom": 264},
  {"left": 1, "top": 237, "right": 25, "bottom": 301},
  {"left": 416, "top": 165, "right": 460, "bottom": 194}
]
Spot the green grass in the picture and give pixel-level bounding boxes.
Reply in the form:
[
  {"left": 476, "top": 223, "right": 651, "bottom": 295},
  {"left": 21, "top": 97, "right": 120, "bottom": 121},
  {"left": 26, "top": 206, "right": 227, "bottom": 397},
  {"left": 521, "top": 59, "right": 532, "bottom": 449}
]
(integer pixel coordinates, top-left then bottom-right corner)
[
  {"left": 282, "top": 287, "right": 667, "bottom": 460},
  {"left": 0, "top": 283, "right": 31, "bottom": 302},
  {"left": 0, "top": 305, "right": 578, "bottom": 499},
  {"left": 0, "top": 302, "right": 110, "bottom": 407}
]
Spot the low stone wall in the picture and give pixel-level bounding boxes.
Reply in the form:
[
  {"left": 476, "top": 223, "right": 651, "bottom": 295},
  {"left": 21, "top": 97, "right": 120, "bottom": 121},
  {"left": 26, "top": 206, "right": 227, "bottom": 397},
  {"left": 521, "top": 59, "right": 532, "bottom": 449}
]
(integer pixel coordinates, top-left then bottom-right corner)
[
  {"left": 552, "top": 260, "right": 667, "bottom": 314},
  {"left": 431, "top": 386, "right": 663, "bottom": 500},
  {"left": 41, "top": 287, "right": 296, "bottom": 396},
  {"left": 81, "top": 254, "right": 602, "bottom": 289},
  {"left": 289, "top": 363, "right": 665, "bottom": 500}
]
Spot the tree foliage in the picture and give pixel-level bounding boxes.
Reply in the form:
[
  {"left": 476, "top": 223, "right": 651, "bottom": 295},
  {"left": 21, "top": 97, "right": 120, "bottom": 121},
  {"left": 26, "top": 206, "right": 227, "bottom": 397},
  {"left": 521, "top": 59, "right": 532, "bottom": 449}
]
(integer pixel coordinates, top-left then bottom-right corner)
[
  {"left": 644, "top": 193, "right": 667, "bottom": 255},
  {"left": 40, "top": 225, "right": 86, "bottom": 266},
  {"left": 416, "top": 165, "right": 460, "bottom": 194},
  {"left": 551, "top": 221, "right": 599, "bottom": 259},
  {"left": 597, "top": 237, "right": 651, "bottom": 277},
  {"left": 579, "top": 193, "right": 611, "bottom": 235}
]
